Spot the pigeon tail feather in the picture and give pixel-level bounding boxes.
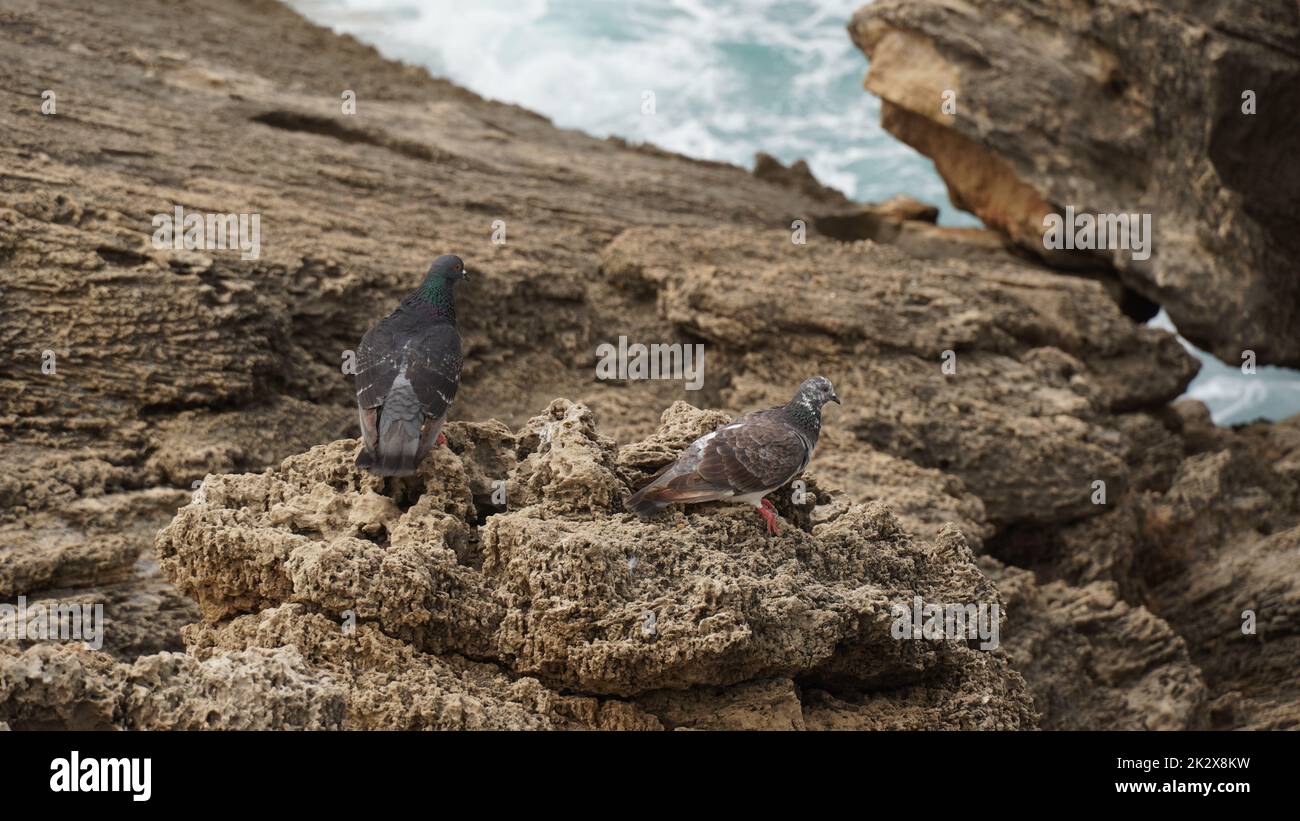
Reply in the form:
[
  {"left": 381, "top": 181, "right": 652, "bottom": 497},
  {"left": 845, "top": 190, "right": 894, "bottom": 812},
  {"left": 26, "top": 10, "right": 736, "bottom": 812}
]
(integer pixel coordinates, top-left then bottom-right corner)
[
  {"left": 626, "top": 477, "right": 726, "bottom": 515},
  {"left": 625, "top": 484, "right": 671, "bottom": 516},
  {"left": 367, "top": 381, "right": 425, "bottom": 476}
]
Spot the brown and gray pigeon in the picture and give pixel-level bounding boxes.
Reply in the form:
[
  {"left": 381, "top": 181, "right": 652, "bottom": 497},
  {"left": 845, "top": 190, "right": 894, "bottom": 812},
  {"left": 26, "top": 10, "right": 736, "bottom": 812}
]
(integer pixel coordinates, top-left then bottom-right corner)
[
  {"left": 625, "top": 376, "right": 839, "bottom": 534},
  {"left": 354, "top": 254, "right": 467, "bottom": 476}
]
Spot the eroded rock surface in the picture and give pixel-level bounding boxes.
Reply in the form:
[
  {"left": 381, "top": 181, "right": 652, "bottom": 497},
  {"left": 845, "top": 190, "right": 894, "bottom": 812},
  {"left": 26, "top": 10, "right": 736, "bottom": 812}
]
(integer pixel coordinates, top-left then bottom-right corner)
[
  {"left": 0, "top": 642, "right": 345, "bottom": 730},
  {"left": 986, "top": 405, "right": 1300, "bottom": 729},
  {"left": 985, "top": 558, "right": 1206, "bottom": 731},
  {"left": 146, "top": 403, "right": 1037, "bottom": 729}
]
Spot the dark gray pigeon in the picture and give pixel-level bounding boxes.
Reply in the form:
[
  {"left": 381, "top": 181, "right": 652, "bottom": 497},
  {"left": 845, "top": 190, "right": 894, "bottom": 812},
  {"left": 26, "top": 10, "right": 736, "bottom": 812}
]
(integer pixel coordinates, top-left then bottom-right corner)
[
  {"left": 625, "top": 376, "right": 840, "bottom": 534},
  {"left": 354, "top": 254, "right": 467, "bottom": 476}
]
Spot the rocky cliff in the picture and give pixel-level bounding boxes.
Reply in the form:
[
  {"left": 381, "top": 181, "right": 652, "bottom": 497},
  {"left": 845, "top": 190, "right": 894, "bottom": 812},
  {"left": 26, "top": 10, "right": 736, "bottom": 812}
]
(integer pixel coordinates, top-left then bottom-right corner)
[
  {"left": 850, "top": 0, "right": 1300, "bottom": 367},
  {"left": 1, "top": 0, "right": 1296, "bottom": 729}
]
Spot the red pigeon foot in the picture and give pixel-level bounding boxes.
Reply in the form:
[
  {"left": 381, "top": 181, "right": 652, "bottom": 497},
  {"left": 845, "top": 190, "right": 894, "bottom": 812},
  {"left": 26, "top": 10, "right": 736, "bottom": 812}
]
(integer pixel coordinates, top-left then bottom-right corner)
[
  {"left": 758, "top": 499, "right": 781, "bottom": 536},
  {"left": 436, "top": 432, "right": 447, "bottom": 446}
]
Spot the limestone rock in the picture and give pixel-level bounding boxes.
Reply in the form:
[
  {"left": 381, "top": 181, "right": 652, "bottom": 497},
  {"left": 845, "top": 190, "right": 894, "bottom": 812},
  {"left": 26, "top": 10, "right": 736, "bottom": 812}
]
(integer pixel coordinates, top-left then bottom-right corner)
[
  {"left": 153, "top": 401, "right": 1037, "bottom": 727},
  {"left": 0, "top": 642, "right": 345, "bottom": 730}
]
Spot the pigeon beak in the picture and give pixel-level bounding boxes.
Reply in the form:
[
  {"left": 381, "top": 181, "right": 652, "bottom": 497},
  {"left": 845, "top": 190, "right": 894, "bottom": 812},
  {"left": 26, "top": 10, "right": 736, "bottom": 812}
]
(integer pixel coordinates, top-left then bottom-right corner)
[{"left": 830, "top": 391, "right": 840, "bottom": 404}]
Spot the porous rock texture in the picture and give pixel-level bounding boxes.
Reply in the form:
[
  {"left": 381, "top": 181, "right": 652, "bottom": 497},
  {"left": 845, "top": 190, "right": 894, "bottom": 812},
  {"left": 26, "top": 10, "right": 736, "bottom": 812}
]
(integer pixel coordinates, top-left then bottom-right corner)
[
  {"left": 849, "top": 0, "right": 1300, "bottom": 367},
  {"left": 152, "top": 402, "right": 1037, "bottom": 729},
  {"left": 2, "top": 0, "right": 1297, "bottom": 729},
  {"left": 0, "top": 642, "right": 345, "bottom": 730}
]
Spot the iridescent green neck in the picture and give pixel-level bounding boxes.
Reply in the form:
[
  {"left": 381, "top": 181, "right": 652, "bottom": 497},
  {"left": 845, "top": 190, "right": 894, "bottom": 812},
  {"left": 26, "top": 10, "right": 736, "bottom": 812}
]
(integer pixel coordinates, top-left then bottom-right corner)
[
  {"left": 418, "top": 275, "right": 456, "bottom": 319},
  {"left": 785, "top": 393, "right": 821, "bottom": 435}
]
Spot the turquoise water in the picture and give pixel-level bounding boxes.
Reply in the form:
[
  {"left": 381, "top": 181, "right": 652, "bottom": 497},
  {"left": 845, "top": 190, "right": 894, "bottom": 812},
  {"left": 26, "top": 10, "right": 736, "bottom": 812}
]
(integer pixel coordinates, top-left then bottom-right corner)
[{"left": 286, "top": 0, "right": 1298, "bottom": 425}]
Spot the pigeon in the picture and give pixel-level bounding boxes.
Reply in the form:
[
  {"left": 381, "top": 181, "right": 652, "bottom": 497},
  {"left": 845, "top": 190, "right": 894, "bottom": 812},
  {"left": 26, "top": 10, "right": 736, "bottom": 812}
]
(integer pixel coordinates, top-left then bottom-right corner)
[
  {"left": 625, "top": 376, "right": 840, "bottom": 535},
  {"left": 354, "top": 254, "right": 467, "bottom": 476}
]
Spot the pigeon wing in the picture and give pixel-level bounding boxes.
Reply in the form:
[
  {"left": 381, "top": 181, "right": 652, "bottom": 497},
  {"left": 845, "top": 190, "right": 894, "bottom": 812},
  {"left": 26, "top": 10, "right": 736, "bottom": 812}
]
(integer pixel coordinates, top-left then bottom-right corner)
[
  {"left": 356, "top": 317, "right": 462, "bottom": 410},
  {"left": 659, "top": 409, "right": 810, "bottom": 499},
  {"left": 405, "top": 322, "right": 463, "bottom": 420},
  {"left": 354, "top": 317, "right": 403, "bottom": 454},
  {"left": 355, "top": 318, "right": 400, "bottom": 411}
]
